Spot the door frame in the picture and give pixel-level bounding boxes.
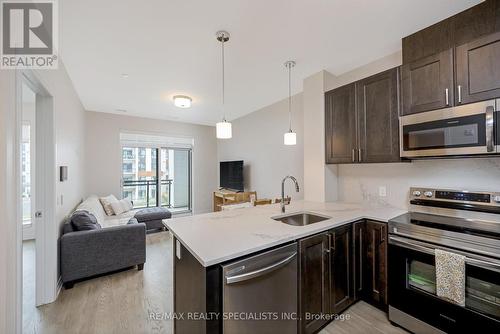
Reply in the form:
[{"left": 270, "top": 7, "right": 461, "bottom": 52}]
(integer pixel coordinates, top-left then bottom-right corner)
[{"left": 15, "top": 69, "right": 57, "bottom": 330}]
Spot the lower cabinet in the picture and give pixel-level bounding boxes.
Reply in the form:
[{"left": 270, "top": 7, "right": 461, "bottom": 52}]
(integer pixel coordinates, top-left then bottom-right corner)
[
  {"left": 299, "top": 220, "right": 388, "bottom": 334},
  {"left": 298, "top": 233, "right": 331, "bottom": 334},
  {"left": 364, "top": 220, "right": 388, "bottom": 309},
  {"left": 330, "top": 224, "right": 354, "bottom": 314}
]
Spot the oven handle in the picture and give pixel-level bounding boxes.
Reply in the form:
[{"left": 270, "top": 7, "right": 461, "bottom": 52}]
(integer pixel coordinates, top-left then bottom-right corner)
[{"left": 389, "top": 235, "right": 500, "bottom": 273}]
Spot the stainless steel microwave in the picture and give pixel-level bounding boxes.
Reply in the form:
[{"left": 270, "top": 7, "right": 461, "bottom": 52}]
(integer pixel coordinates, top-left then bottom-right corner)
[{"left": 400, "top": 99, "right": 498, "bottom": 158}]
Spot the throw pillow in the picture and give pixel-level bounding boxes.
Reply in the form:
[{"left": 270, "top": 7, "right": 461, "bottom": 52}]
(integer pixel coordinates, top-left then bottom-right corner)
[
  {"left": 111, "top": 199, "right": 133, "bottom": 215},
  {"left": 99, "top": 194, "right": 118, "bottom": 216},
  {"left": 71, "top": 210, "right": 101, "bottom": 231}
]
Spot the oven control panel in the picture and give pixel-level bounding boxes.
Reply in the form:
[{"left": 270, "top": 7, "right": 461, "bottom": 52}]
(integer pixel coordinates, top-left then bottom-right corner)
[{"left": 410, "top": 187, "right": 500, "bottom": 208}]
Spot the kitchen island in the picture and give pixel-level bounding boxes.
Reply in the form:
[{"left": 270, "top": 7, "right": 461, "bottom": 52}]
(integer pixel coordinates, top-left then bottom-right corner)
[{"left": 166, "top": 201, "right": 405, "bottom": 334}]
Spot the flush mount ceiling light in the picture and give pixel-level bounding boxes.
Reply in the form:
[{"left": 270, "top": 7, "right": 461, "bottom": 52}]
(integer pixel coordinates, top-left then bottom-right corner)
[
  {"left": 284, "top": 60, "right": 297, "bottom": 146},
  {"left": 215, "top": 30, "right": 232, "bottom": 139},
  {"left": 173, "top": 95, "right": 192, "bottom": 108}
]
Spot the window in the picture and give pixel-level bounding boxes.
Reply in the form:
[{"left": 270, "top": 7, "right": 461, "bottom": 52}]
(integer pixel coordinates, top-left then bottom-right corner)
[
  {"left": 21, "top": 123, "right": 31, "bottom": 224},
  {"left": 120, "top": 135, "right": 192, "bottom": 214}
]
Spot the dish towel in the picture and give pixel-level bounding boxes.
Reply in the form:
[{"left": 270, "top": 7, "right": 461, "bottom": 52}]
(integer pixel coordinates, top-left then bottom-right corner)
[{"left": 435, "top": 249, "right": 466, "bottom": 306}]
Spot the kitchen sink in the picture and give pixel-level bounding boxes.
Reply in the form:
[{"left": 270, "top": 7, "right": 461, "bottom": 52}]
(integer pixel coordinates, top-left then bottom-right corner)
[{"left": 272, "top": 212, "right": 331, "bottom": 226}]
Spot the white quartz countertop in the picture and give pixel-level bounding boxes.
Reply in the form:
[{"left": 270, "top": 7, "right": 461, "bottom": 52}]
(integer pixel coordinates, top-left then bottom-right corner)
[{"left": 166, "top": 200, "right": 406, "bottom": 267}]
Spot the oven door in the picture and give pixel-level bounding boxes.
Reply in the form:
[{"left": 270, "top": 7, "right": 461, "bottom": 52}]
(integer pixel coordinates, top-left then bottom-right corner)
[
  {"left": 400, "top": 100, "right": 496, "bottom": 158},
  {"left": 388, "top": 236, "right": 500, "bottom": 333}
]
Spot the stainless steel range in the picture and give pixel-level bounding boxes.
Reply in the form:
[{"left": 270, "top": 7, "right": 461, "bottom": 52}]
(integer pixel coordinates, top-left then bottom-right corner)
[{"left": 388, "top": 187, "right": 500, "bottom": 333}]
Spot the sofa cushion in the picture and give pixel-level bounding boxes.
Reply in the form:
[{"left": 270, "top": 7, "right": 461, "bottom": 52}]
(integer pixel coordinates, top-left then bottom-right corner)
[
  {"left": 134, "top": 207, "right": 172, "bottom": 222},
  {"left": 71, "top": 210, "right": 101, "bottom": 231},
  {"left": 99, "top": 194, "right": 118, "bottom": 216},
  {"left": 111, "top": 198, "right": 133, "bottom": 215},
  {"left": 76, "top": 196, "right": 107, "bottom": 225}
]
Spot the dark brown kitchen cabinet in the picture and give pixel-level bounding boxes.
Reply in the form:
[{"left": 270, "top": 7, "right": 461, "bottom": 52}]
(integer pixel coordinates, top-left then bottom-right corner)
[
  {"left": 402, "top": 0, "right": 500, "bottom": 64},
  {"left": 298, "top": 232, "right": 330, "bottom": 334},
  {"left": 325, "top": 83, "right": 356, "bottom": 164},
  {"left": 364, "top": 220, "right": 388, "bottom": 310},
  {"left": 402, "top": 18, "right": 453, "bottom": 64},
  {"left": 325, "top": 68, "right": 401, "bottom": 164},
  {"left": 357, "top": 68, "right": 400, "bottom": 162},
  {"left": 329, "top": 224, "right": 354, "bottom": 314},
  {"left": 455, "top": 31, "right": 500, "bottom": 105},
  {"left": 401, "top": 49, "right": 454, "bottom": 115}
]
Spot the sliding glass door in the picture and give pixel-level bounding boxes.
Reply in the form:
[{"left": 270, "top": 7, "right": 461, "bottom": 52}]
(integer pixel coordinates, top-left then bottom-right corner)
[{"left": 122, "top": 146, "right": 191, "bottom": 213}]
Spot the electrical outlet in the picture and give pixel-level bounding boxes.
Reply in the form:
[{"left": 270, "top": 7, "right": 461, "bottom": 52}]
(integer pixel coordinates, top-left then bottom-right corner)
[{"left": 379, "top": 186, "right": 387, "bottom": 197}]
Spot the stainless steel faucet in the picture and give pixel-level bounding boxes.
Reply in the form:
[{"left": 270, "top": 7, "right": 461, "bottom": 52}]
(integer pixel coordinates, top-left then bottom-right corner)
[{"left": 281, "top": 175, "right": 300, "bottom": 213}]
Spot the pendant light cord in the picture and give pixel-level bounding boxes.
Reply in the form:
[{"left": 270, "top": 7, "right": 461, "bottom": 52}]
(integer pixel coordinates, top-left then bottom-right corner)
[
  {"left": 288, "top": 62, "right": 292, "bottom": 132},
  {"left": 221, "top": 37, "right": 226, "bottom": 121}
]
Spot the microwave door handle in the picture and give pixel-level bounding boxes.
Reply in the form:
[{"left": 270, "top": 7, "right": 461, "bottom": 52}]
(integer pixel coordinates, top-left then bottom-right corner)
[{"left": 486, "top": 105, "right": 494, "bottom": 152}]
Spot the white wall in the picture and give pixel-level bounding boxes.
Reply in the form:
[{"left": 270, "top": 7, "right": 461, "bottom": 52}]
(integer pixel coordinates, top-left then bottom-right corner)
[
  {"left": 217, "top": 94, "right": 304, "bottom": 200},
  {"left": 0, "top": 70, "right": 19, "bottom": 334},
  {"left": 85, "top": 111, "right": 217, "bottom": 214},
  {"left": 0, "top": 62, "right": 86, "bottom": 332},
  {"left": 303, "top": 71, "right": 339, "bottom": 202}
]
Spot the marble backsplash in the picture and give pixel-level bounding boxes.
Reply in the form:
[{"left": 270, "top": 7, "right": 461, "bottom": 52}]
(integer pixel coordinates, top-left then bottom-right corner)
[{"left": 336, "top": 158, "right": 500, "bottom": 210}]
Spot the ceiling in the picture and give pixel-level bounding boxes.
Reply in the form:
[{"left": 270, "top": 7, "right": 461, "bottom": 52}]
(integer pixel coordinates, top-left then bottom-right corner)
[{"left": 60, "top": 0, "right": 481, "bottom": 125}]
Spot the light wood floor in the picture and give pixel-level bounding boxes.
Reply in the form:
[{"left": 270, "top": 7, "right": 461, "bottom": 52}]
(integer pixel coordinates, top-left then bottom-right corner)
[
  {"left": 23, "top": 232, "right": 407, "bottom": 334},
  {"left": 23, "top": 232, "right": 174, "bottom": 334},
  {"left": 320, "top": 301, "right": 408, "bottom": 334}
]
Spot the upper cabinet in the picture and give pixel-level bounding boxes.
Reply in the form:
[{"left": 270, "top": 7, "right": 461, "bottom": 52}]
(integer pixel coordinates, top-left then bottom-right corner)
[
  {"left": 401, "top": 49, "right": 454, "bottom": 115},
  {"left": 325, "top": 67, "right": 401, "bottom": 164},
  {"left": 401, "top": 0, "right": 500, "bottom": 115},
  {"left": 455, "top": 31, "right": 500, "bottom": 104},
  {"left": 325, "top": 83, "right": 356, "bottom": 164},
  {"left": 357, "top": 68, "right": 401, "bottom": 163}
]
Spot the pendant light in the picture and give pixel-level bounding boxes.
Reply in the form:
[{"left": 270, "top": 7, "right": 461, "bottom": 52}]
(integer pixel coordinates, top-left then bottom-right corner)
[
  {"left": 216, "top": 31, "right": 232, "bottom": 139},
  {"left": 284, "top": 60, "right": 296, "bottom": 145}
]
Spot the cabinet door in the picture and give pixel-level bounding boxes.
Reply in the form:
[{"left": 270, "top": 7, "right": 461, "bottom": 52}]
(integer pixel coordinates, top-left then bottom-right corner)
[
  {"left": 325, "top": 83, "right": 357, "bottom": 164},
  {"left": 365, "top": 221, "right": 388, "bottom": 310},
  {"left": 299, "top": 233, "right": 330, "bottom": 334},
  {"left": 357, "top": 68, "right": 401, "bottom": 163},
  {"left": 455, "top": 31, "right": 500, "bottom": 105},
  {"left": 329, "top": 225, "right": 354, "bottom": 314},
  {"left": 353, "top": 221, "right": 365, "bottom": 301},
  {"left": 401, "top": 49, "right": 454, "bottom": 115}
]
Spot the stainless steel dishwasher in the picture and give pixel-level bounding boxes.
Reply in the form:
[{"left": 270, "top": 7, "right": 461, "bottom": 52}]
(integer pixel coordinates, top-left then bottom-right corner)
[{"left": 222, "top": 242, "right": 298, "bottom": 334}]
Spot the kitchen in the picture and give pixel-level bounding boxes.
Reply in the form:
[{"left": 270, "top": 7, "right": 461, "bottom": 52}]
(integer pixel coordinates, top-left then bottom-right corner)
[{"left": 168, "top": 1, "right": 500, "bottom": 333}]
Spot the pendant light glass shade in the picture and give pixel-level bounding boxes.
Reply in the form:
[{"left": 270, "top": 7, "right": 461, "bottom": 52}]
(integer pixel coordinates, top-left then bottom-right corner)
[
  {"left": 216, "top": 120, "right": 232, "bottom": 139},
  {"left": 284, "top": 131, "right": 296, "bottom": 145}
]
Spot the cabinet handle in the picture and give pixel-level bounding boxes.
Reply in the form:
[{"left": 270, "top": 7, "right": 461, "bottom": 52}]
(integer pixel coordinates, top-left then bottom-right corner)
[
  {"left": 380, "top": 226, "right": 386, "bottom": 243},
  {"left": 445, "top": 88, "right": 449, "bottom": 106},
  {"left": 352, "top": 149, "right": 356, "bottom": 163},
  {"left": 358, "top": 149, "right": 362, "bottom": 163},
  {"left": 457, "top": 85, "right": 462, "bottom": 104}
]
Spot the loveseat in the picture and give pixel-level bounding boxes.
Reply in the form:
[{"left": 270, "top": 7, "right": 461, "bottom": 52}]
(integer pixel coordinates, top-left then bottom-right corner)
[{"left": 60, "top": 196, "right": 146, "bottom": 289}]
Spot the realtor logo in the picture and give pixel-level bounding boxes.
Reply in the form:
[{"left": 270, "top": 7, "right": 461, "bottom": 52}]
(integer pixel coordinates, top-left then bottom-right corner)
[{"left": 1, "top": 0, "right": 58, "bottom": 69}]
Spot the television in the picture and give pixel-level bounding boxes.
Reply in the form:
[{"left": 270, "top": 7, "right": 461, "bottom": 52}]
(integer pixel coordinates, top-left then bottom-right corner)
[{"left": 220, "top": 160, "right": 244, "bottom": 192}]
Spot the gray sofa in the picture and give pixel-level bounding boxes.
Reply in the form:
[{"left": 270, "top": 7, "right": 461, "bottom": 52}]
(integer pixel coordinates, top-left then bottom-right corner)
[
  {"left": 60, "top": 220, "right": 146, "bottom": 289},
  {"left": 60, "top": 196, "right": 147, "bottom": 289}
]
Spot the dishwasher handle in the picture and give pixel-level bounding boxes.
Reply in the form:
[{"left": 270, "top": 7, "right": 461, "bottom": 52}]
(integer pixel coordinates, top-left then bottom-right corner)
[{"left": 225, "top": 252, "right": 297, "bottom": 284}]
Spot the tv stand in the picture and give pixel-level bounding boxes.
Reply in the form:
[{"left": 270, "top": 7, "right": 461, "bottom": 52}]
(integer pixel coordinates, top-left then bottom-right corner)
[{"left": 213, "top": 190, "right": 257, "bottom": 212}]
